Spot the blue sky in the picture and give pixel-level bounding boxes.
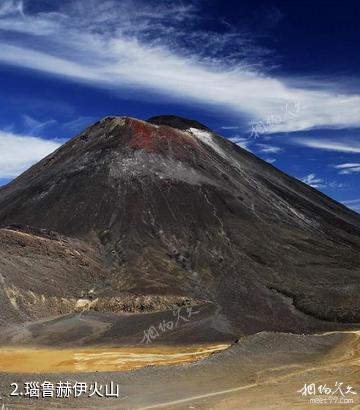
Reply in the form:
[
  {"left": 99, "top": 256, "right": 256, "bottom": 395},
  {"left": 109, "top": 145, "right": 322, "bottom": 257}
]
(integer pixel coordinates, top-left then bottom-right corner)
[{"left": 0, "top": 0, "right": 359, "bottom": 212}]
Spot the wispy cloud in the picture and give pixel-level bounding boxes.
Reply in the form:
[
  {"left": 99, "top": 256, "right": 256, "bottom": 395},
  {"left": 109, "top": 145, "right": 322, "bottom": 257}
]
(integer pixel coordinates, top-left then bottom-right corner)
[
  {"left": 328, "top": 181, "right": 346, "bottom": 188},
  {"left": 300, "top": 173, "right": 325, "bottom": 188},
  {"left": 340, "top": 167, "right": 360, "bottom": 174},
  {"left": 22, "top": 114, "right": 57, "bottom": 136},
  {"left": 0, "top": 130, "right": 60, "bottom": 178},
  {"left": 300, "top": 173, "right": 346, "bottom": 189},
  {"left": 256, "top": 143, "right": 283, "bottom": 154},
  {"left": 0, "top": 0, "right": 359, "bottom": 133},
  {"left": 335, "top": 163, "right": 360, "bottom": 168},
  {"left": 61, "top": 116, "right": 96, "bottom": 132},
  {"left": 292, "top": 137, "right": 360, "bottom": 153},
  {"left": 220, "top": 126, "right": 241, "bottom": 130},
  {"left": 0, "top": 0, "right": 23, "bottom": 16},
  {"left": 19, "top": 114, "right": 95, "bottom": 136},
  {"left": 334, "top": 163, "right": 360, "bottom": 174},
  {"left": 227, "top": 136, "right": 252, "bottom": 150}
]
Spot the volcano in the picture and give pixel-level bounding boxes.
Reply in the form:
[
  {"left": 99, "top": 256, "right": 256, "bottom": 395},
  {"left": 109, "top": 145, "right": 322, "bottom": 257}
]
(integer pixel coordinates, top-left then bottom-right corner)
[{"left": 0, "top": 115, "right": 360, "bottom": 345}]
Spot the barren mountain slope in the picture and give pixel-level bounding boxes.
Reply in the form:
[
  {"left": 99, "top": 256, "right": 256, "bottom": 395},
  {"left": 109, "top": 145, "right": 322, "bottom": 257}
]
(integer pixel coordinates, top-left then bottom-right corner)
[{"left": 0, "top": 115, "right": 359, "bottom": 338}]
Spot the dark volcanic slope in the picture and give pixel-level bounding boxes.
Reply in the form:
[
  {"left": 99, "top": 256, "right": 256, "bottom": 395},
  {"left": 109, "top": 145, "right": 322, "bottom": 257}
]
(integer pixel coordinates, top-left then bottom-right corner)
[{"left": 0, "top": 115, "right": 360, "bottom": 336}]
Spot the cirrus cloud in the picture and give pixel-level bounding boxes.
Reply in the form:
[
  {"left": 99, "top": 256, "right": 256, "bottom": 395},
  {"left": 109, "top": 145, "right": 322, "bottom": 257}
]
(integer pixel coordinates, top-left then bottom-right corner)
[
  {"left": 292, "top": 137, "right": 360, "bottom": 153},
  {"left": 0, "top": 0, "right": 359, "bottom": 134},
  {"left": 334, "top": 163, "right": 360, "bottom": 175}
]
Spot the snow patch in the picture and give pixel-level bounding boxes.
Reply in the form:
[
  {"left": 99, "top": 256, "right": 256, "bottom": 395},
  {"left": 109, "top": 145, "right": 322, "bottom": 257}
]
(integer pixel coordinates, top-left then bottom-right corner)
[{"left": 188, "top": 128, "right": 228, "bottom": 160}]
